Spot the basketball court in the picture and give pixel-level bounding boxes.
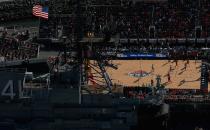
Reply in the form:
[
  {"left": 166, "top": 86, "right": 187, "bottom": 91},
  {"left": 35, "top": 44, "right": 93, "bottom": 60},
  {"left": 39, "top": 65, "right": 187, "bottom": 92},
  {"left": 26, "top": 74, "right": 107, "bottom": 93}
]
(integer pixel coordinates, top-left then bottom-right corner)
[{"left": 89, "top": 60, "right": 205, "bottom": 90}]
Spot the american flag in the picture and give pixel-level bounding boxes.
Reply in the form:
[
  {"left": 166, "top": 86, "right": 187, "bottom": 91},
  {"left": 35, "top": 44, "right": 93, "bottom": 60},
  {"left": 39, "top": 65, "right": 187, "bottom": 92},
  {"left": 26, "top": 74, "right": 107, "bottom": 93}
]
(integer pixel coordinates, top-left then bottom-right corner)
[{"left": 32, "top": 5, "right": 48, "bottom": 19}]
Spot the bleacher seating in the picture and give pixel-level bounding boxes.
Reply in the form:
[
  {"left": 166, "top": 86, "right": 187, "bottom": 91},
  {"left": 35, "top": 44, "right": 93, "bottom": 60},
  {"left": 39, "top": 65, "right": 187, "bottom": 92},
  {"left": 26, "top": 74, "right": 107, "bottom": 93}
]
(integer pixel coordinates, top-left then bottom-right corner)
[{"left": 0, "top": 29, "right": 39, "bottom": 62}]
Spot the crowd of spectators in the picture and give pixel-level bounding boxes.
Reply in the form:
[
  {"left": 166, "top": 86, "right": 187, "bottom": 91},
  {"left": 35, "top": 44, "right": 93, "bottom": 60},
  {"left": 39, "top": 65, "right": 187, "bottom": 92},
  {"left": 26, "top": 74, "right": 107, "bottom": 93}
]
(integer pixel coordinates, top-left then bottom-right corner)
[
  {"left": 40, "top": 0, "right": 210, "bottom": 39},
  {"left": 0, "top": 0, "right": 38, "bottom": 22},
  {"left": 83, "top": 0, "right": 210, "bottom": 38},
  {"left": 2, "top": 0, "right": 210, "bottom": 39},
  {"left": 0, "top": 28, "right": 39, "bottom": 62}
]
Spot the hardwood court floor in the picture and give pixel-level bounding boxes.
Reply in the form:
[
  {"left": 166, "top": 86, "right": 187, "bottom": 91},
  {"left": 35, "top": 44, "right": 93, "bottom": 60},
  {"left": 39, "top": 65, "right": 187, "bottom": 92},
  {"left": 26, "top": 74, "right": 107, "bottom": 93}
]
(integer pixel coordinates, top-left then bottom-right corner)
[{"left": 89, "top": 60, "right": 203, "bottom": 90}]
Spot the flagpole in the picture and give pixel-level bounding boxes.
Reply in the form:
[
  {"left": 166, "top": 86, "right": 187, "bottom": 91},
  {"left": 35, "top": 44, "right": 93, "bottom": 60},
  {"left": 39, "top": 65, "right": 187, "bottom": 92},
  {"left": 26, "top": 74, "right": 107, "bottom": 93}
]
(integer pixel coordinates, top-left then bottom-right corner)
[
  {"left": 38, "top": 0, "right": 41, "bottom": 38},
  {"left": 38, "top": 0, "right": 42, "bottom": 38},
  {"left": 38, "top": 17, "right": 41, "bottom": 38}
]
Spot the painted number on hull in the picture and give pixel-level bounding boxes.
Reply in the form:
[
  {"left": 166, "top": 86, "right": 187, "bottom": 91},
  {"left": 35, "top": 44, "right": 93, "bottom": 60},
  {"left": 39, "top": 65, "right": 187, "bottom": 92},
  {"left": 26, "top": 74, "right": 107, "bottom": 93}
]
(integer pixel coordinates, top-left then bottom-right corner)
[{"left": 1, "top": 80, "right": 22, "bottom": 100}]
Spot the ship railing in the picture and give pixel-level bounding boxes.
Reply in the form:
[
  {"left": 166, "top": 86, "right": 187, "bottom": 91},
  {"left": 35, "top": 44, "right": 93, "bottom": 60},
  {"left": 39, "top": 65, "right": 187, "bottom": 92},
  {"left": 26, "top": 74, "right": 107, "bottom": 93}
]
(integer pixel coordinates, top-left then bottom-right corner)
[
  {"left": 22, "top": 82, "right": 50, "bottom": 100},
  {"left": 164, "top": 95, "right": 210, "bottom": 103},
  {"left": 5, "top": 26, "right": 39, "bottom": 35},
  {"left": 23, "top": 83, "right": 48, "bottom": 89},
  {"left": 0, "top": 68, "right": 26, "bottom": 73}
]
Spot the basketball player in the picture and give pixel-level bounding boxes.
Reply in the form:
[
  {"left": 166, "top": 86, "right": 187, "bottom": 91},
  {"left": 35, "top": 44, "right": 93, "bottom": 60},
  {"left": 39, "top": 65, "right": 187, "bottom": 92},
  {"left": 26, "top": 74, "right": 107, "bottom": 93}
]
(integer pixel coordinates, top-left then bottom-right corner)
[
  {"left": 187, "top": 60, "right": 189, "bottom": 64},
  {"left": 151, "top": 79, "right": 154, "bottom": 86},
  {"left": 184, "top": 62, "right": 187, "bottom": 71},
  {"left": 167, "top": 73, "right": 171, "bottom": 82},
  {"left": 151, "top": 64, "right": 154, "bottom": 73},
  {"left": 169, "top": 65, "right": 173, "bottom": 72},
  {"left": 175, "top": 60, "right": 178, "bottom": 67}
]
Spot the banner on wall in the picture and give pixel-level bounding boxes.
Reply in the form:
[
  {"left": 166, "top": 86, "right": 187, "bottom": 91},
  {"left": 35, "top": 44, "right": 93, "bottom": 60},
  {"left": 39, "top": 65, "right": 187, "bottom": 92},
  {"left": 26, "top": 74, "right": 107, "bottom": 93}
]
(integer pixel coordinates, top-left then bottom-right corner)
[{"left": 117, "top": 53, "right": 167, "bottom": 58}]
